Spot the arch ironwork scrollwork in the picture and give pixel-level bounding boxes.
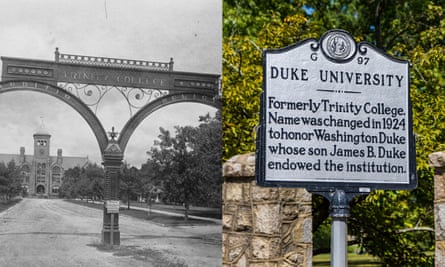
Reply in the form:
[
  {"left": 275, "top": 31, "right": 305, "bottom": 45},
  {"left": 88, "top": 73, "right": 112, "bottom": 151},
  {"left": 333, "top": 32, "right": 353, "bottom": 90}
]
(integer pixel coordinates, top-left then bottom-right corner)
[{"left": 57, "top": 82, "right": 169, "bottom": 117}]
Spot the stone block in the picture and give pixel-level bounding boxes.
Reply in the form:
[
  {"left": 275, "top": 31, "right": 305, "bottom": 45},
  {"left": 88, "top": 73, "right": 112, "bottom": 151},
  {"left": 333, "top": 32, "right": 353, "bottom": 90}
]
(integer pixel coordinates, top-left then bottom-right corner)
[
  {"left": 223, "top": 213, "right": 233, "bottom": 229},
  {"left": 223, "top": 152, "right": 256, "bottom": 177},
  {"left": 253, "top": 203, "right": 281, "bottom": 234},
  {"left": 279, "top": 188, "right": 296, "bottom": 201},
  {"left": 436, "top": 241, "right": 445, "bottom": 267},
  {"left": 435, "top": 174, "right": 445, "bottom": 202},
  {"left": 236, "top": 254, "right": 248, "bottom": 267},
  {"left": 301, "top": 217, "right": 313, "bottom": 244},
  {"left": 429, "top": 151, "right": 445, "bottom": 168},
  {"left": 227, "top": 233, "right": 249, "bottom": 247},
  {"left": 293, "top": 217, "right": 312, "bottom": 244},
  {"left": 235, "top": 206, "right": 252, "bottom": 231},
  {"left": 251, "top": 236, "right": 281, "bottom": 259},
  {"left": 229, "top": 246, "right": 246, "bottom": 262},
  {"left": 280, "top": 244, "right": 313, "bottom": 267},
  {"left": 294, "top": 188, "right": 312, "bottom": 202},
  {"left": 298, "top": 203, "right": 312, "bottom": 215},
  {"left": 282, "top": 250, "right": 305, "bottom": 266},
  {"left": 226, "top": 234, "right": 249, "bottom": 262},
  {"left": 222, "top": 233, "right": 227, "bottom": 260},
  {"left": 282, "top": 203, "right": 299, "bottom": 220},
  {"left": 224, "top": 203, "right": 238, "bottom": 213},
  {"left": 250, "top": 262, "right": 278, "bottom": 267},
  {"left": 243, "top": 182, "right": 252, "bottom": 203},
  {"left": 436, "top": 204, "right": 445, "bottom": 240},
  {"left": 252, "top": 185, "right": 279, "bottom": 201},
  {"left": 225, "top": 182, "right": 244, "bottom": 202},
  {"left": 281, "top": 223, "right": 294, "bottom": 249}
]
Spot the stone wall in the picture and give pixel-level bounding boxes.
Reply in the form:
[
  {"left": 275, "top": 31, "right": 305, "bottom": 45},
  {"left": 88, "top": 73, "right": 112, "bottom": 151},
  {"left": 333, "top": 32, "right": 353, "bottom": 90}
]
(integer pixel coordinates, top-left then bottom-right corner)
[
  {"left": 222, "top": 152, "right": 312, "bottom": 267},
  {"left": 429, "top": 151, "right": 445, "bottom": 267}
]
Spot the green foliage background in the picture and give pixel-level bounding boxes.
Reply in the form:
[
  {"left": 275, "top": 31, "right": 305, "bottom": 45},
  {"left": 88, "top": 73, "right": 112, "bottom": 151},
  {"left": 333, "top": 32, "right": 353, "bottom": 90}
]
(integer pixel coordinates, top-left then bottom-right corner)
[{"left": 223, "top": 1, "right": 445, "bottom": 265}]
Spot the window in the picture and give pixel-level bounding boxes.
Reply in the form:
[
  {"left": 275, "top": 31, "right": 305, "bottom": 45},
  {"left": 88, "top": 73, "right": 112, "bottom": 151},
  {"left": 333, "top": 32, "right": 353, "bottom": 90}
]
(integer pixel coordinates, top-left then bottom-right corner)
[
  {"left": 52, "top": 186, "right": 59, "bottom": 194},
  {"left": 37, "top": 140, "right": 47, "bottom": 146},
  {"left": 36, "top": 163, "right": 46, "bottom": 184},
  {"left": 52, "top": 166, "right": 61, "bottom": 184},
  {"left": 20, "top": 165, "right": 30, "bottom": 184}
]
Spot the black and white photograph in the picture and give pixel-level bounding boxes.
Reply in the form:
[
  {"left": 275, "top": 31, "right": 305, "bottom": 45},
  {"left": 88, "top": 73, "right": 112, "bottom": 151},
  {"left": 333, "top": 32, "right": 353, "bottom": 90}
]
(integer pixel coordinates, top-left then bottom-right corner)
[{"left": 0, "top": 1, "right": 222, "bottom": 266}]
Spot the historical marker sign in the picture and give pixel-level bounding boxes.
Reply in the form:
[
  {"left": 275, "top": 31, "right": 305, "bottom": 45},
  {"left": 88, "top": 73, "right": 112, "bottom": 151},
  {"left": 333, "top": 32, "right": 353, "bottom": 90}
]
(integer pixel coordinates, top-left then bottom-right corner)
[{"left": 256, "top": 30, "right": 416, "bottom": 191}]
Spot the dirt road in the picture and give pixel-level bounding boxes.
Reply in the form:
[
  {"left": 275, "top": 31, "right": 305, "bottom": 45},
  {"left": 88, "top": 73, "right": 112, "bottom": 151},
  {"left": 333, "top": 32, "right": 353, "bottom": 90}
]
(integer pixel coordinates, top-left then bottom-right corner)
[{"left": 0, "top": 198, "right": 221, "bottom": 267}]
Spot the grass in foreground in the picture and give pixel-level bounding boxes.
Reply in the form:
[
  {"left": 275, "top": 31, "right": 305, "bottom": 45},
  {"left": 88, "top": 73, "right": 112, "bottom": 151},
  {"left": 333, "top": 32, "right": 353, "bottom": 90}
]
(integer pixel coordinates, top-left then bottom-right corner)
[
  {"left": 313, "top": 250, "right": 381, "bottom": 267},
  {"left": 0, "top": 198, "right": 22, "bottom": 213},
  {"left": 128, "top": 201, "right": 221, "bottom": 219}
]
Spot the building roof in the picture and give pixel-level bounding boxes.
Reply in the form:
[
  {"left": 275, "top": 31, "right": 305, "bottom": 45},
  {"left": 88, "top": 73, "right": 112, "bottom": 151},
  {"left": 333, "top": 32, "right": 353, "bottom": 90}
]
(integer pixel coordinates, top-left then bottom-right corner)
[
  {"left": 0, "top": 154, "right": 89, "bottom": 170},
  {"left": 51, "top": 155, "right": 90, "bottom": 169},
  {"left": 0, "top": 154, "right": 21, "bottom": 166},
  {"left": 34, "top": 118, "right": 50, "bottom": 136}
]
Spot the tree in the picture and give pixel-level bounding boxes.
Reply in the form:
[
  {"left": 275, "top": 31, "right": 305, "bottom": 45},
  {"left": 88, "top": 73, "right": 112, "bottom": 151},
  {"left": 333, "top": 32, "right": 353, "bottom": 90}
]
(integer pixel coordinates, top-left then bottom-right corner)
[
  {"left": 60, "top": 164, "right": 104, "bottom": 200},
  {"left": 6, "top": 160, "right": 22, "bottom": 199},
  {"left": 139, "top": 159, "right": 162, "bottom": 215},
  {"left": 192, "top": 112, "right": 222, "bottom": 207},
  {"left": 223, "top": 0, "right": 301, "bottom": 37},
  {"left": 119, "top": 164, "right": 141, "bottom": 210},
  {"left": 149, "top": 126, "right": 198, "bottom": 220},
  {"left": 59, "top": 166, "right": 81, "bottom": 198},
  {"left": 223, "top": 1, "right": 445, "bottom": 265},
  {"left": 83, "top": 164, "right": 104, "bottom": 201},
  {"left": 146, "top": 112, "right": 221, "bottom": 220},
  {"left": 0, "top": 160, "right": 22, "bottom": 201}
]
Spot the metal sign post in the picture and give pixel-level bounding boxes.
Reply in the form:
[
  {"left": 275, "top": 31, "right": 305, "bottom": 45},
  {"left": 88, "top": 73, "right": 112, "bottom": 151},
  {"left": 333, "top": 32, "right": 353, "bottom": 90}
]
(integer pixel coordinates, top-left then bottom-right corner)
[
  {"left": 255, "top": 29, "right": 417, "bottom": 266},
  {"left": 330, "top": 190, "right": 348, "bottom": 267},
  {"left": 314, "top": 190, "right": 360, "bottom": 267}
]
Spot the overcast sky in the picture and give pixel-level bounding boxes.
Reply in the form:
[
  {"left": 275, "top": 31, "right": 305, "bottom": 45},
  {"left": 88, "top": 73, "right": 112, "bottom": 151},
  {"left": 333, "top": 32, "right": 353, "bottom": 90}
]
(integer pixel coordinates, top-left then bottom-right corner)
[{"left": 0, "top": 0, "right": 221, "bottom": 167}]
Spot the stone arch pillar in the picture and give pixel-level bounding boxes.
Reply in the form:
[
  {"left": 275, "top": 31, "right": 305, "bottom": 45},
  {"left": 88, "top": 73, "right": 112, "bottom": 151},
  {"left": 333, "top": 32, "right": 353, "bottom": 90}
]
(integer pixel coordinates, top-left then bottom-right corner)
[
  {"left": 222, "top": 153, "right": 312, "bottom": 267},
  {"left": 428, "top": 151, "right": 445, "bottom": 266}
]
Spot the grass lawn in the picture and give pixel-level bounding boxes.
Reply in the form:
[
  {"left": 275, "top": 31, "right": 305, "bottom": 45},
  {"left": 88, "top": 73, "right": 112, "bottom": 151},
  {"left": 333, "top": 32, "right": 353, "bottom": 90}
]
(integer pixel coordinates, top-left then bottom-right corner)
[
  {"left": 313, "top": 250, "right": 381, "bottom": 267},
  {"left": 0, "top": 198, "right": 22, "bottom": 213},
  {"left": 128, "top": 201, "right": 221, "bottom": 219},
  {"left": 65, "top": 199, "right": 219, "bottom": 226}
]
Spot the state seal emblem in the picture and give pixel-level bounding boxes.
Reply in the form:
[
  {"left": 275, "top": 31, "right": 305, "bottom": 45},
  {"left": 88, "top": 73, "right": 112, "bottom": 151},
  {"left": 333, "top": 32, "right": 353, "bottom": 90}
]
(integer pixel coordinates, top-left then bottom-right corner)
[{"left": 320, "top": 30, "right": 357, "bottom": 62}]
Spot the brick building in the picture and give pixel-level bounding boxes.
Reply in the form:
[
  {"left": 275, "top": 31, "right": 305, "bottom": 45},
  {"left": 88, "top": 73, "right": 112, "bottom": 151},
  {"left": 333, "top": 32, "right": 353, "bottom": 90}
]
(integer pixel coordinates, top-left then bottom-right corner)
[{"left": 0, "top": 123, "right": 89, "bottom": 196}]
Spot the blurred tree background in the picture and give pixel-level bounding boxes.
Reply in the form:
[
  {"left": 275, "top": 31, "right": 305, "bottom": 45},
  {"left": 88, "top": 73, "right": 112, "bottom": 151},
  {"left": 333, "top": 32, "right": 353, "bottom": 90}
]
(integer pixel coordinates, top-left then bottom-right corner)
[{"left": 223, "top": 1, "right": 445, "bottom": 266}]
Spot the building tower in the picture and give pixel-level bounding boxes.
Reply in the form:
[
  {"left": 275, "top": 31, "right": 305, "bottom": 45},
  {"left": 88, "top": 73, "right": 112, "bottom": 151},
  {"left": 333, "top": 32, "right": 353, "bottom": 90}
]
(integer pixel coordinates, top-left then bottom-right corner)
[{"left": 33, "top": 120, "right": 51, "bottom": 195}]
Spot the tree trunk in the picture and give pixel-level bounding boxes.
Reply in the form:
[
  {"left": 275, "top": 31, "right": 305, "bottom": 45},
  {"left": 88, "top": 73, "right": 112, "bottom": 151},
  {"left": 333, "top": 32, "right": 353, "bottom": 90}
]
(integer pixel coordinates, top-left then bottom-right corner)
[
  {"left": 184, "top": 201, "right": 189, "bottom": 221},
  {"left": 147, "top": 192, "right": 152, "bottom": 217},
  {"left": 127, "top": 188, "right": 130, "bottom": 210},
  {"left": 374, "top": 0, "right": 383, "bottom": 49}
]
